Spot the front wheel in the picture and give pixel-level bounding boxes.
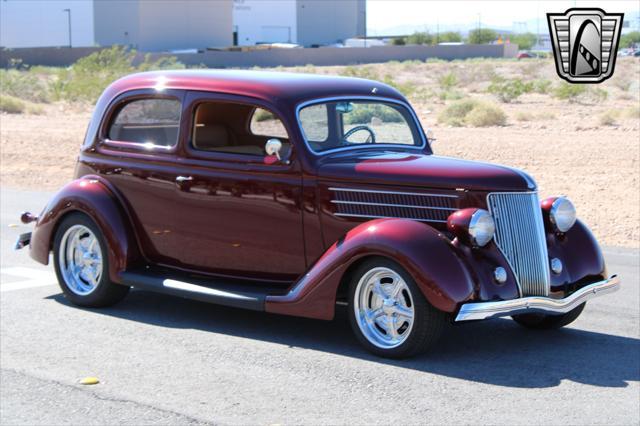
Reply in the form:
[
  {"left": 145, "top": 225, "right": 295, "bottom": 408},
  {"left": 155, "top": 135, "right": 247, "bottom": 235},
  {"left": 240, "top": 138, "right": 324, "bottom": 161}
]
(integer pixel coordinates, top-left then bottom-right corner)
[
  {"left": 512, "top": 303, "right": 586, "bottom": 329},
  {"left": 53, "top": 212, "right": 129, "bottom": 307},
  {"left": 348, "top": 258, "right": 447, "bottom": 359}
]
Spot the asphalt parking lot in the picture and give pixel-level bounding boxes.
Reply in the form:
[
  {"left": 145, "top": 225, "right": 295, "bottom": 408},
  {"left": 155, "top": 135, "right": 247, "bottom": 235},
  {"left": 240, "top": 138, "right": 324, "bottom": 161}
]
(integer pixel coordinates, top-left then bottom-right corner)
[{"left": 1, "top": 188, "right": 639, "bottom": 425}]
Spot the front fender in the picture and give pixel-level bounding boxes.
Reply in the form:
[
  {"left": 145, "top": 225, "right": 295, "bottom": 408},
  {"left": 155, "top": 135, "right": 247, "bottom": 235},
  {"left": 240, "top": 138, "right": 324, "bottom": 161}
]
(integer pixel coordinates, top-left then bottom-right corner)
[
  {"left": 546, "top": 219, "right": 607, "bottom": 290},
  {"left": 265, "top": 218, "right": 477, "bottom": 320},
  {"left": 30, "top": 177, "right": 139, "bottom": 283}
]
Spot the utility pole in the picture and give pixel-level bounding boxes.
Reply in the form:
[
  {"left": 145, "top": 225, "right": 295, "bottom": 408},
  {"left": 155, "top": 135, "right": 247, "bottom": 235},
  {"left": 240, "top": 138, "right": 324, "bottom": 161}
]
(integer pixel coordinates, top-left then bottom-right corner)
[
  {"left": 477, "top": 13, "right": 481, "bottom": 43},
  {"left": 63, "top": 8, "right": 72, "bottom": 48}
]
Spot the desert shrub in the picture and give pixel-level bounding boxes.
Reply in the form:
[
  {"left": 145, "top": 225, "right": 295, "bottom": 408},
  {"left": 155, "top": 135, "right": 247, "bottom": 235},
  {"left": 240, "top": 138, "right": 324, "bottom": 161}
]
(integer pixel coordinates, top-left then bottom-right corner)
[
  {"left": 51, "top": 46, "right": 184, "bottom": 102},
  {"left": 438, "top": 31, "right": 463, "bottom": 43},
  {"left": 552, "top": 82, "right": 587, "bottom": 102},
  {"left": 467, "top": 28, "right": 498, "bottom": 44},
  {"left": 515, "top": 111, "right": 534, "bottom": 121},
  {"left": 253, "top": 109, "right": 275, "bottom": 122},
  {"left": 599, "top": 110, "right": 619, "bottom": 126},
  {"left": 0, "top": 94, "right": 26, "bottom": 113},
  {"left": 0, "top": 69, "right": 52, "bottom": 103},
  {"left": 382, "top": 74, "right": 417, "bottom": 96},
  {"left": 341, "top": 65, "right": 378, "bottom": 80},
  {"left": 344, "top": 104, "right": 404, "bottom": 124},
  {"left": 438, "top": 89, "right": 464, "bottom": 100},
  {"left": 438, "top": 99, "right": 479, "bottom": 126},
  {"left": 531, "top": 79, "right": 552, "bottom": 94},
  {"left": 625, "top": 106, "right": 640, "bottom": 119},
  {"left": 488, "top": 77, "right": 532, "bottom": 102},
  {"left": 438, "top": 72, "right": 458, "bottom": 90},
  {"left": 465, "top": 103, "right": 507, "bottom": 126},
  {"left": 438, "top": 99, "right": 506, "bottom": 127},
  {"left": 619, "top": 31, "right": 640, "bottom": 49}
]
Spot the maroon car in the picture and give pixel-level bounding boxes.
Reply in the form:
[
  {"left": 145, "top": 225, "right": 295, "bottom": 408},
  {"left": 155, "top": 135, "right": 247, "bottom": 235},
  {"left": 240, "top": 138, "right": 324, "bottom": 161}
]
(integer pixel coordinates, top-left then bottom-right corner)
[{"left": 17, "top": 70, "right": 619, "bottom": 358}]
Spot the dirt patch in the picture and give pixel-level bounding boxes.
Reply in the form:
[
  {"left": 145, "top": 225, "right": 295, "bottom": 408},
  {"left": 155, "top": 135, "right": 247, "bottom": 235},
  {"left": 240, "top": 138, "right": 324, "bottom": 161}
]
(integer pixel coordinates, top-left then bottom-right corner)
[{"left": 1, "top": 59, "right": 638, "bottom": 248}]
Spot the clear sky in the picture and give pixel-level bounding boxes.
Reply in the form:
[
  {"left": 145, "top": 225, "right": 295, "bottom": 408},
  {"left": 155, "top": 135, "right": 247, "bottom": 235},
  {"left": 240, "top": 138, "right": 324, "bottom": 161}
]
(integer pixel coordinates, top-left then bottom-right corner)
[{"left": 367, "top": 0, "right": 640, "bottom": 34}]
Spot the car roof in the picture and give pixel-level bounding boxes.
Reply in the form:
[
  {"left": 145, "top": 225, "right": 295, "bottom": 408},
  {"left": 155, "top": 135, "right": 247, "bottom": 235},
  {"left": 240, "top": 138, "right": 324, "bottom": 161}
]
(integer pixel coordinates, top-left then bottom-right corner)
[{"left": 104, "top": 69, "right": 408, "bottom": 107}]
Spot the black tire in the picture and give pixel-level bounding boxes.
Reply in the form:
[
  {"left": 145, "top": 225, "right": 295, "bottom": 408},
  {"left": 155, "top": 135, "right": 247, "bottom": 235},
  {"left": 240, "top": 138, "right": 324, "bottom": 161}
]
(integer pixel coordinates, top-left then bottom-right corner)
[
  {"left": 348, "top": 257, "right": 448, "bottom": 359},
  {"left": 512, "top": 303, "right": 586, "bottom": 329},
  {"left": 53, "top": 212, "right": 129, "bottom": 307}
]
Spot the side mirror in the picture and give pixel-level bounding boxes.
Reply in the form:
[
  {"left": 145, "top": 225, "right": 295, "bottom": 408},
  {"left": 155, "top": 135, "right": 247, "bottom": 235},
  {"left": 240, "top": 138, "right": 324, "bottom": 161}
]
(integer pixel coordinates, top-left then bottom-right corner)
[
  {"left": 265, "top": 138, "right": 286, "bottom": 162},
  {"left": 426, "top": 129, "right": 437, "bottom": 145}
]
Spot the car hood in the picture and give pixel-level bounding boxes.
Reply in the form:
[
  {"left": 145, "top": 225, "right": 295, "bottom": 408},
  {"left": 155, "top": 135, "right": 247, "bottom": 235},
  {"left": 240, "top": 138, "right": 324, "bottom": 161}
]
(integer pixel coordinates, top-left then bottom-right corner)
[{"left": 317, "top": 150, "right": 536, "bottom": 192}]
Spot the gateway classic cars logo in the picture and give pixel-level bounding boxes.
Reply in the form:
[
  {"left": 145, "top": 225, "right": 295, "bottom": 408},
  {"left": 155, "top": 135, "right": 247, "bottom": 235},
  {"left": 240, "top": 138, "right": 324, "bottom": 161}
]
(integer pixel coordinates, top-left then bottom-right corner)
[{"left": 547, "top": 8, "right": 624, "bottom": 83}]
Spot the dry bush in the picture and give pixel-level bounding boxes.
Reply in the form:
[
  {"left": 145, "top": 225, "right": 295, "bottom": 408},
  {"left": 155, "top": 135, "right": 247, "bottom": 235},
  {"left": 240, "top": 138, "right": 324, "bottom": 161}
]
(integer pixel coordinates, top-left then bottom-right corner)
[
  {"left": 465, "top": 102, "right": 507, "bottom": 127},
  {"left": 599, "top": 110, "right": 619, "bottom": 126},
  {"left": 438, "top": 99, "right": 506, "bottom": 127},
  {"left": 515, "top": 111, "right": 556, "bottom": 121},
  {"left": 0, "top": 94, "right": 25, "bottom": 113}
]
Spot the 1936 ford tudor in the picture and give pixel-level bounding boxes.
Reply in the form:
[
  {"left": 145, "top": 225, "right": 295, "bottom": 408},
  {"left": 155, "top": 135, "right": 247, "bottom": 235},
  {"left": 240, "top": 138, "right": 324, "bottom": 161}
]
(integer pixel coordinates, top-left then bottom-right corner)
[{"left": 18, "top": 70, "right": 620, "bottom": 358}]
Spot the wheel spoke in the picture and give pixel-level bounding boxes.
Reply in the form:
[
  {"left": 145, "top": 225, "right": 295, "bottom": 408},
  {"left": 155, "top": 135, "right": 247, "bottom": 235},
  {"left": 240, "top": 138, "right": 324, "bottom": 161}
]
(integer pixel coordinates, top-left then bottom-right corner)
[
  {"left": 386, "top": 315, "right": 399, "bottom": 339},
  {"left": 372, "top": 279, "right": 387, "bottom": 299},
  {"left": 394, "top": 304, "right": 414, "bottom": 321},
  {"left": 365, "top": 308, "right": 384, "bottom": 323}
]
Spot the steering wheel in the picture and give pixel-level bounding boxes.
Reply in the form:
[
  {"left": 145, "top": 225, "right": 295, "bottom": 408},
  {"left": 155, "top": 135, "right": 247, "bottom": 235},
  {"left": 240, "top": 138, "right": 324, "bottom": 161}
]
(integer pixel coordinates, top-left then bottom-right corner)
[{"left": 342, "top": 125, "right": 376, "bottom": 144}]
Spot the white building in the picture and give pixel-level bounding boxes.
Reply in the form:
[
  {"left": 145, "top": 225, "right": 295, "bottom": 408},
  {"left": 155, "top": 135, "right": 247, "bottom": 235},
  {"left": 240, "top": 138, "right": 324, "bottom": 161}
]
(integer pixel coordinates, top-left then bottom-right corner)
[
  {"left": 93, "top": 1, "right": 233, "bottom": 51},
  {"left": 233, "top": 0, "right": 366, "bottom": 47}
]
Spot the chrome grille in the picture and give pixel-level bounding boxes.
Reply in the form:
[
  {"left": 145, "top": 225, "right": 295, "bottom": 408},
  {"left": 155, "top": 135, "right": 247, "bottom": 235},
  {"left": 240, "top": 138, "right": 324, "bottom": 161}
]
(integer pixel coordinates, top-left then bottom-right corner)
[
  {"left": 330, "top": 187, "right": 458, "bottom": 224},
  {"left": 487, "top": 192, "right": 550, "bottom": 296}
]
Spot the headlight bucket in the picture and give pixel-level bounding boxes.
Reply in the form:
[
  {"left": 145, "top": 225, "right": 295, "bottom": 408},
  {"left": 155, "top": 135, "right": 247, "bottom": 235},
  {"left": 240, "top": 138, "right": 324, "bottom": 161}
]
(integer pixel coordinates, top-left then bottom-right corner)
[
  {"left": 541, "top": 196, "right": 576, "bottom": 233},
  {"left": 448, "top": 208, "right": 495, "bottom": 247}
]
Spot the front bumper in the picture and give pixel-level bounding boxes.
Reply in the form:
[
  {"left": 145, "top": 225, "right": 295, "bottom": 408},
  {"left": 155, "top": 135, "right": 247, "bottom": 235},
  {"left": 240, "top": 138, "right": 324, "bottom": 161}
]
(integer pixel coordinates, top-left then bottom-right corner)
[{"left": 455, "top": 275, "right": 620, "bottom": 322}]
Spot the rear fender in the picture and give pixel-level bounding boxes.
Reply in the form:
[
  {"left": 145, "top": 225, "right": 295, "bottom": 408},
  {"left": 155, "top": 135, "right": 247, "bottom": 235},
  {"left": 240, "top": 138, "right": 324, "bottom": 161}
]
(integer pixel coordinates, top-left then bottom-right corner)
[
  {"left": 29, "top": 176, "right": 139, "bottom": 283},
  {"left": 265, "top": 218, "right": 476, "bottom": 320}
]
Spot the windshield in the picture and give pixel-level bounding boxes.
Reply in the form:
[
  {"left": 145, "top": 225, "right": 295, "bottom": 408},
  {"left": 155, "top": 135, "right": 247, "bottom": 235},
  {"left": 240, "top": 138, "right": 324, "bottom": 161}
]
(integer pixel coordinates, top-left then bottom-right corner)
[{"left": 298, "top": 100, "right": 423, "bottom": 153}]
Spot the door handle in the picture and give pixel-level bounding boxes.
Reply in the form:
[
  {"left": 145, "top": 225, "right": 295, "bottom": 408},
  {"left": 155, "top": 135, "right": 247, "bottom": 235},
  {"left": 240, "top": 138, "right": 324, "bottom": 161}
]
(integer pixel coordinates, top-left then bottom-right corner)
[{"left": 175, "top": 176, "right": 193, "bottom": 183}]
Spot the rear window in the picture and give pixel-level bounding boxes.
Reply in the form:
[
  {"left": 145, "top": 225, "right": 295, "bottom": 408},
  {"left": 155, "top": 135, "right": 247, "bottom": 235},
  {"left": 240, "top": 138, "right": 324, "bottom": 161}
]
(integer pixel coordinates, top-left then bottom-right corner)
[{"left": 107, "top": 98, "right": 181, "bottom": 148}]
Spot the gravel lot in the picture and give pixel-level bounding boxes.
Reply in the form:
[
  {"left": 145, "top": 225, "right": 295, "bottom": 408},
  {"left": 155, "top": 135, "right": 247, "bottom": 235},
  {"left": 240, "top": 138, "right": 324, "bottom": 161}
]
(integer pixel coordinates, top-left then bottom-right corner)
[{"left": 1, "top": 58, "right": 639, "bottom": 248}]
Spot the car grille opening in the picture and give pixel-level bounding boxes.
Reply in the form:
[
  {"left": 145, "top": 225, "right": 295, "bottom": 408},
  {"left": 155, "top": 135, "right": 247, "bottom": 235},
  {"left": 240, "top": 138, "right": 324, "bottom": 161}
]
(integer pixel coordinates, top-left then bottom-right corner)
[
  {"left": 487, "top": 192, "right": 551, "bottom": 297},
  {"left": 330, "top": 187, "right": 458, "bottom": 224}
]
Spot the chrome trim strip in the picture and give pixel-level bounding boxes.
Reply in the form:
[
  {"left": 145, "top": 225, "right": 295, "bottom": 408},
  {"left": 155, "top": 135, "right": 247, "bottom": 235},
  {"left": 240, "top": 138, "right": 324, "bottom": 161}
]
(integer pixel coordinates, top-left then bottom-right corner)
[
  {"left": 329, "top": 187, "right": 458, "bottom": 198},
  {"left": 330, "top": 200, "right": 457, "bottom": 211},
  {"left": 455, "top": 276, "right": 620, "bottom": 322},
  {"left": 334, "top": 212, "right": 448, "bottom": 223},
  {"left": 295, "top": 96, "right": 429, "bottom": 156}
]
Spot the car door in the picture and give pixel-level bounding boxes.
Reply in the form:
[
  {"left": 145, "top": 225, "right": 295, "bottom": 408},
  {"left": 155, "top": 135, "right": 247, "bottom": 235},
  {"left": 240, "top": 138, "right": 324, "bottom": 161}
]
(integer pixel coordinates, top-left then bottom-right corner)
[
  {"left": 91, "top": 89, "right": 189, "bottom": 268},
  {"left": 167, "top": 91, "right": 306, "bottom": 282}
]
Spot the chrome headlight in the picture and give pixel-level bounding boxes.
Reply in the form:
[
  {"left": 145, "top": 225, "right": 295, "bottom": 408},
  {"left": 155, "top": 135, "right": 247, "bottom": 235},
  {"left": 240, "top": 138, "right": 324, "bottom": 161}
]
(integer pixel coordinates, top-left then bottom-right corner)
[
  {"left": 468, "top": 209, "right": 495, "bottom": 247},
  {"left": 549, "top": 197, "right": 576, "bottom": 232}
]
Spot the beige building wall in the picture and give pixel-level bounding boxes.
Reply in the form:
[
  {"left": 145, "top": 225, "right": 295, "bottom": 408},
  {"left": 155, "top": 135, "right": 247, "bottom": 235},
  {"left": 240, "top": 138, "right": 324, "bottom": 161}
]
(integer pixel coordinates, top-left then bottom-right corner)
[
  {"left": 94, "top": 0, "right": 233, "bottom": 51},
  {"left": 296, "top": 0, "right": 365, "bottom": 46}
]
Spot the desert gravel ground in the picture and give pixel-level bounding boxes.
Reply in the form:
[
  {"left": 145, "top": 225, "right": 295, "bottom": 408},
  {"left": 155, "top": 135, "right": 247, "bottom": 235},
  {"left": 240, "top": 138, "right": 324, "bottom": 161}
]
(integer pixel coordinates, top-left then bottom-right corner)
[{"left": 1, "top": 58, "right": 639, "bottom": 248}]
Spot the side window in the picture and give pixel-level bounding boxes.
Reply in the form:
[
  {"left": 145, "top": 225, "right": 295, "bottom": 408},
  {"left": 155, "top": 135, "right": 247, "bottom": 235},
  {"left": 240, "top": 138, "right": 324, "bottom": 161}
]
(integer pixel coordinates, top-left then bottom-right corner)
[
  {"left": 192, "top": 101, "right": 290, "bottom": 157},
  {"left": 107, "top": 98, "right": 181, "bottom": 148},
  {"left": 299, "top": 103, "right": 328, "bottom": 142},
  {"left": 249, "top": 108, "right": 288, "bottom": 139}
]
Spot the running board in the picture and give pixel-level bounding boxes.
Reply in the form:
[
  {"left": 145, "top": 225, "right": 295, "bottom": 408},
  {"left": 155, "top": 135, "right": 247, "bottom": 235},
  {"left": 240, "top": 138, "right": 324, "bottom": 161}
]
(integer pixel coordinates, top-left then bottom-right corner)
[{"left": 119, "top": 270, "right": 283, "bottom": 311}]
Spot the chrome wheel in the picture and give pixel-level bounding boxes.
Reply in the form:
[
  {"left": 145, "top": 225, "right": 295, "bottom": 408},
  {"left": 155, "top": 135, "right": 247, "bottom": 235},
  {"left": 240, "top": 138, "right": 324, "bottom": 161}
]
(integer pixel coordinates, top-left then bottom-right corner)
[
  {"left": 353, "top": 267, "right": 415, "bottom": 349},
  {"left": 58, "top": 224, "right": 103, "bottom": 296}
]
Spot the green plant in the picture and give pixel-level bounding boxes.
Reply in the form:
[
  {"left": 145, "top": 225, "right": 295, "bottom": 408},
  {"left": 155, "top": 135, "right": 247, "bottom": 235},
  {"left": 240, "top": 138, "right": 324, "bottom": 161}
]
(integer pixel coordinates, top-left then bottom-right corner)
[
  {"left": 531, "top": 78, "right": 552, "bottom": 94},
  {"left": 465, "top": 102, "right": 507, "bottom": 126},
  {"left": 0, "top": 69, "right": 52, "bottom": 103},
  {"left": 509, "top": 33, "right": 537, "bottom": 50},
  {"left": 619, "top": 31, "right": 640, "bottom": 49},
  {"left": 515, "top": 111, "right": 556, "bottom": 121},
  {"left": 438, "top": 99, "right": 479, "bottom": 126},
  {"left": 406, "top": 31, "right": 434, "bottom": 45},
  {"left": 0, "top": 94, "right": 25, "bottom": 113},
  {"left": 390, "top": 37, "right": 406, "bottom": 46},
  {"left": 381, "top": 74, "right": 417, "bottom": 96},
  {"left": 552, "top": 82, "right": 587, "bottom": 102},
  {"left": 625, "top": 106, "right": 640, "bottom": 119},
  {"left": 437, "top": 31, "right": 462, "bottom": 43},
  {"left": 344, "top": 104, "right": 404, "bottom": 125},
  {"left": 467, "top": 28, "right": 498, "bottom": 44},
  {"left": 438, "top": 72, "right": 458, "bottom": 90},
  {"left": 488, "top": 77, "right": 533, "bottom": 103}
]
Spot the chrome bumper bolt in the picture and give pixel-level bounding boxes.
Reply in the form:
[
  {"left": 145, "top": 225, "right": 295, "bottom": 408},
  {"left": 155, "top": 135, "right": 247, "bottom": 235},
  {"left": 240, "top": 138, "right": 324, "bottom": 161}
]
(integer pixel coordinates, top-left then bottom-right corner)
[
  {"left": 493, "top": 267, "right": 507, "bottom": 284},
  {"left": 550, "top": 258, "right": 563, "bottom": 274}
]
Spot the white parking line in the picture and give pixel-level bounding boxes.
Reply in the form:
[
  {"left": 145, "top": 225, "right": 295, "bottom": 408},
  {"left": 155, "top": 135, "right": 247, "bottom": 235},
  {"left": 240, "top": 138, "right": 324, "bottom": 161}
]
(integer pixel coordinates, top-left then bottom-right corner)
[{"left": 0, "top": 267, "right": 58, "bottom": 292}]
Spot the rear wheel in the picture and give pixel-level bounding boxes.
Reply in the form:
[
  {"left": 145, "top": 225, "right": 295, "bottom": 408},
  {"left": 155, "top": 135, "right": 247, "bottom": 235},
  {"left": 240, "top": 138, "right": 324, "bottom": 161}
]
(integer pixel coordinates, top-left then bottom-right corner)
[
  {"left": 53, "top": 212, "right": 129, "bottom": 307},
  {"left": 512, "top": 303, "right": 586, "bottom": 329},
  {"left": 348, "top": 258, "right": 447, "bottom": 359}
]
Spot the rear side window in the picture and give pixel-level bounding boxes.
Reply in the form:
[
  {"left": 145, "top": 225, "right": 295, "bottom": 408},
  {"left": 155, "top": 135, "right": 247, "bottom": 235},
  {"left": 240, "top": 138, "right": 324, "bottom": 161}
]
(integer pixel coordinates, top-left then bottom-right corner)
[
  {"left": 249, "top": 108, "right": 288, "bottom": 139},
  {"left": 108, "top": 98, "right": 181, "bottom": 148}
]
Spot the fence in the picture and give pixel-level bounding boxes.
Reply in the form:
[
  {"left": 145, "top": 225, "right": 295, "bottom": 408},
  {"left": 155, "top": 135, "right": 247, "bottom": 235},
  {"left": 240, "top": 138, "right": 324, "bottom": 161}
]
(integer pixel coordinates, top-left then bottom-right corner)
[{"left": 1, "top": 44, "right": 518, "bottom": 68}]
